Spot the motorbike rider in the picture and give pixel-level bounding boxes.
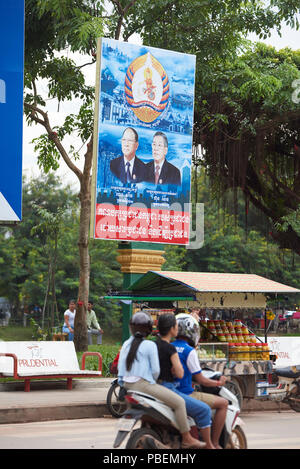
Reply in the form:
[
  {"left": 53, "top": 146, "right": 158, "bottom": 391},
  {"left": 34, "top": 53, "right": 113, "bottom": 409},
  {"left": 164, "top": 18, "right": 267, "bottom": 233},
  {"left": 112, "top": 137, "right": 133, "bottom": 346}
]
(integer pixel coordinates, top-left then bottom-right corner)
[
  {"left": 156, "top": 313, "right": 215, "bottom": 449},
  {"left": 173, "top": 313, "right": 228, "bottom": 449},
  {"left": 117, "top": 311, "right": 205, "bottom": 449}
]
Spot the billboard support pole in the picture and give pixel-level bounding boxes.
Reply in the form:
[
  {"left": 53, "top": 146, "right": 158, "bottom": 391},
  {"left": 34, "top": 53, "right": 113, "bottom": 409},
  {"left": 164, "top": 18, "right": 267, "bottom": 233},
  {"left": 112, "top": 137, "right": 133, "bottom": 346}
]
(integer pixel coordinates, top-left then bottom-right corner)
[{"left": 117, "top": 242, "right": 166, "bottom": 341}]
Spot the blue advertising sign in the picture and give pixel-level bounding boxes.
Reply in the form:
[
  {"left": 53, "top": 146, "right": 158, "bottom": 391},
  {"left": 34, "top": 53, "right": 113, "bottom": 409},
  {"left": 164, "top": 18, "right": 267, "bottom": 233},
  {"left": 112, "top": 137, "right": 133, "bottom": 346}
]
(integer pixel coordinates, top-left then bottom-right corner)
[
  {"left": 0, "top": 1, "right": 24, "bottom": 222},
  {"left": 91, "top": 38, "right": 196, "bottom": 245}
]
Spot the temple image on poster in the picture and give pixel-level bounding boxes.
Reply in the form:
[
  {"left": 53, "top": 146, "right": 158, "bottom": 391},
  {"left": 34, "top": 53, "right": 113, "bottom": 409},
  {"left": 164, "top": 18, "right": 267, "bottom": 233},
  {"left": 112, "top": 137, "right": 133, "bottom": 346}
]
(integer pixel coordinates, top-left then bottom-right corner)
[{"left": 93, "top": 38, "right": 196, "bottom": 243}]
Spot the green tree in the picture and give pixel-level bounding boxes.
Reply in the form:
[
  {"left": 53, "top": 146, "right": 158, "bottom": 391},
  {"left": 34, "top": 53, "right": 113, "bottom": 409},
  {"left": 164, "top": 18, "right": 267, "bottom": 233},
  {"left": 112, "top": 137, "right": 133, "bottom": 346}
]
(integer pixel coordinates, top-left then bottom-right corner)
[
  {"left": 129, "top": 1, "right": 300, "bottom": 256},
  {"left": 23, "top": 1, "right": 300, "bottom": 350},
  {"left": 31, "top": 205, "right": 66, "bottom": 328},
  {"left": 0, "top": 174, "right": 77, "bottom": 315},
  {"left": 24, "top": 0, "right": 109, "bottom": 349},
  {"left": 186, "top": 169, "right": 300, "bottom": 295},
  {"left": 0, "top": 174, "right": 123, "bottom": 332},
  {"left": 192, "top": 43, "right": 300, "bottom": 255}
]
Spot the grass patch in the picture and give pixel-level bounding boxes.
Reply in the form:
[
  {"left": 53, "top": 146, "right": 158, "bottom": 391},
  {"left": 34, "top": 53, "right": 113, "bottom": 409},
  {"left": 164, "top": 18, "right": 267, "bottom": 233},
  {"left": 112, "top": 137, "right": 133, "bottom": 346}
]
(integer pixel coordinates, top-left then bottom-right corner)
[
  {"left": 77, "top": 344, "right": 120, "bottom": 377},
  {"left": 0, "top": 325, "right": 34, "bottom": 341}
]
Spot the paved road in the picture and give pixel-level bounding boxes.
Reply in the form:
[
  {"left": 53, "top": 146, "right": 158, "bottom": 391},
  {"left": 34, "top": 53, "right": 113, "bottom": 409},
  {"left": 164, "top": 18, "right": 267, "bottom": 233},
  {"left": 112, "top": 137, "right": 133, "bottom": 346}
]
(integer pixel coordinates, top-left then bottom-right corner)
[
  {"left": 244, "top": 410, "right": 300, "bottom": 449},
  {"left": 1, "top": 410, "right": 300, "bottom": 450}
]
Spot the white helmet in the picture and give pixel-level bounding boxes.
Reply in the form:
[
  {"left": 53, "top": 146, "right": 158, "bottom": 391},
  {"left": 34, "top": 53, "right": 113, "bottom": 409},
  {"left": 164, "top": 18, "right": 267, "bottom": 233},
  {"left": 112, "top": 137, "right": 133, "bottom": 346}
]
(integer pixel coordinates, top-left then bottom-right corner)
[{"left": 176, "top": 313, "right": 200, "bottom": 347}]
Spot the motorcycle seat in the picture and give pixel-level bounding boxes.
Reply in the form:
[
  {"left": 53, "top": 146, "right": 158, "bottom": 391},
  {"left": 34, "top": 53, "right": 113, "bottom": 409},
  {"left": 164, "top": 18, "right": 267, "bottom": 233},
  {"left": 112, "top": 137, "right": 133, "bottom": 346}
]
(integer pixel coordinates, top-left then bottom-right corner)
[
  {"left": 275, "top": 365, "right": 300, "bottom": 379},
  {"left": 127, "top": 390, "right": 166, "bottom": 405}
]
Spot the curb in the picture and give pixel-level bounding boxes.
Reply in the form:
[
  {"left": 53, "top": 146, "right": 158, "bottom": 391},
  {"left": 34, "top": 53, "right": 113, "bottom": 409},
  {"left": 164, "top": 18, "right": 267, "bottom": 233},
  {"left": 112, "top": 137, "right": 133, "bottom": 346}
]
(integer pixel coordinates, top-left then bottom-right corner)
[
  {"left": 0, "top": 377, "right": 291, "bottom": 425},
  {"left": 242, "top": 398, "right": 290, "bottom": 412},
  {"left": 0, "top": 399, "right": 290, "bottom": 425},
  {"left": 0, "top": 378, "right": 114, "bottom": 392},
  {"left": 0, "top": 378, "right": 114, "bottom": 424},
  {"left": 0, "top": 402, "right": 109, "bottom": 425}
]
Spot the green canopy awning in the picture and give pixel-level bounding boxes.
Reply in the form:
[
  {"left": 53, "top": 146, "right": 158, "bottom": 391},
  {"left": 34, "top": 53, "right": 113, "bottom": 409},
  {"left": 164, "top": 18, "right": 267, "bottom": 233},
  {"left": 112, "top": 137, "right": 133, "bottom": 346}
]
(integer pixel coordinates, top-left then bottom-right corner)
[
  {"left": 128, "top": 271, "right": 300, "bottom": 295},
  {"left": 103, "top": 295, "right": 195, "bottom": 301}
]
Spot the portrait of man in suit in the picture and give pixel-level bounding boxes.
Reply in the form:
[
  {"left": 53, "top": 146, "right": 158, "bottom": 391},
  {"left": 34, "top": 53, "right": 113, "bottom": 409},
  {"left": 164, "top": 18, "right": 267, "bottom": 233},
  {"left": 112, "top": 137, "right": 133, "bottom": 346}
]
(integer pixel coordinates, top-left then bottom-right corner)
[
  {"left": 145, "top": 131, "right": 181, "bottom": 186},
  {"left": 110, "top": 127, "right": 146, "bottom": 184}
]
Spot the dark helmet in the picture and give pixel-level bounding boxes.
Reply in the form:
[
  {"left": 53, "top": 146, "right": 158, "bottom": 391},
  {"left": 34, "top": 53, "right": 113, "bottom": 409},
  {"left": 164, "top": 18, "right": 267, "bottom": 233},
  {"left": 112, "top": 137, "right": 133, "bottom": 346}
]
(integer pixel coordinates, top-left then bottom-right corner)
[{"left": 129, "top": 312, "right": 153, "bottom": 337}]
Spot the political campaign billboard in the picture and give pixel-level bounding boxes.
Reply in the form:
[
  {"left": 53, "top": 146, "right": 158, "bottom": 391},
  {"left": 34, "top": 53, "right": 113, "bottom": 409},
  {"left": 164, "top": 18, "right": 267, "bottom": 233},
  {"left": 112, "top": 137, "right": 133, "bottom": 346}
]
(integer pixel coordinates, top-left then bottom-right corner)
[
  {"left": 0, "top": 1, "right": 24, "bottom": 223},
  {"left": 90, "top": 38, "right": 196, "bottom": 244}
]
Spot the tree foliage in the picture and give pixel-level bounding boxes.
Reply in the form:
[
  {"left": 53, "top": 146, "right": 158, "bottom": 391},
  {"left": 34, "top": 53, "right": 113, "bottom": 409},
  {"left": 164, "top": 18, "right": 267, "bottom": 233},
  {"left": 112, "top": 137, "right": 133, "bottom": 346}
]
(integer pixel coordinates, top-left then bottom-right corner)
[
  {"left": 23, "top": 0, "right": 300, "bottom": 350},
  {"left": 185, "top": 170, "right": 300, "bottom": 306},
  {"left": 0, "top": 174, "right": 76, "bottom": 311},
  {"left": 128, "top": 1, "right": 300, "bottom": 255},
  {"left": 0, "top": 175, "right": 122, "bottom": 333},
  {"left": 192, "top": 43, "right": 300, "bottom": 255}
]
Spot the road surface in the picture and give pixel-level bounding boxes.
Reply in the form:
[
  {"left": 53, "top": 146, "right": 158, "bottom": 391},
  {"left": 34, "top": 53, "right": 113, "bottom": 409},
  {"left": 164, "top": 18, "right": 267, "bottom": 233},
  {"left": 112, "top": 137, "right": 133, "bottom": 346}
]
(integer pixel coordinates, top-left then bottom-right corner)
[{"left": 1, "top": 410, "right": 300, "bottom": 449}]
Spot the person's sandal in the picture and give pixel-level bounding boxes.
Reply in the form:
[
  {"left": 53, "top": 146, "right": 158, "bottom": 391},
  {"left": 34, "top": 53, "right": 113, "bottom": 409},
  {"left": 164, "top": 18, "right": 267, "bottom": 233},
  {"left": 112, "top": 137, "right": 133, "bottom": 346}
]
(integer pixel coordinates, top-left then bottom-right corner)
[{"left": 181, "top": 440, "right": 206, "bottom": 449}]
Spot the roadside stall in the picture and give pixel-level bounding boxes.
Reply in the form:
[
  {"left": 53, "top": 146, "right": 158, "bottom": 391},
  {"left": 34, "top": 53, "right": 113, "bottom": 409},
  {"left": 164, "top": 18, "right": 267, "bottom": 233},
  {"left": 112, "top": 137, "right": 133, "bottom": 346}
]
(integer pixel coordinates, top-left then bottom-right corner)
[{"left": 104, "top": 271, "right": 300, "bottom": 408}]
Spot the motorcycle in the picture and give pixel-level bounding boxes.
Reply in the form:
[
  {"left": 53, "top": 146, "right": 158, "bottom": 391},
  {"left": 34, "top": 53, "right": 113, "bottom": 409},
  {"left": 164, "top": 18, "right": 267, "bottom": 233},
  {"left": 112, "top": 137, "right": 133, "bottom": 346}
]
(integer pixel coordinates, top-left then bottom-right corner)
[
  {"left": 264, "top": 365, "right": 300, "bottom": 412},
  {"left": 106, "top": 378, "right": 127, "bottom": 418},
  {"left": 113, "top": 369, "right": 247, "bottom": 449}
]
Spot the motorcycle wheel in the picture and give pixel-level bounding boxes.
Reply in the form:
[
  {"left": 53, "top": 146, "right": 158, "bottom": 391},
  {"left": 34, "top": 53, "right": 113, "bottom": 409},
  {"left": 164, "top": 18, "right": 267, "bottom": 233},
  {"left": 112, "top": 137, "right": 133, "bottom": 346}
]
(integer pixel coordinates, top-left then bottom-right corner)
[
  {"left": 226, "top": 425, "right": 247, "bottom": 449},
  {"left": 126, "top": 428, "right": 161, "bottom": 449},
  {"left": 106, "top": 381, "right": 126, "bottom": 418}
]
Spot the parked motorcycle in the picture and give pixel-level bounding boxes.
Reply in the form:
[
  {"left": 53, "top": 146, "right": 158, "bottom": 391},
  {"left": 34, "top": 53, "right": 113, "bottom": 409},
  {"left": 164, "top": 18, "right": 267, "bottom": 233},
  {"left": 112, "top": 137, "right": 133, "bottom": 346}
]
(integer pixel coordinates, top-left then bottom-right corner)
[
  {"left": 113, "top": 369, "right": 247, "bottom": 449},
  {"left": 106, "top": 378, "right": 127, "bottom": 418},
  {"left": 265, "top": 365, "right": 300, "bottom": 412}
]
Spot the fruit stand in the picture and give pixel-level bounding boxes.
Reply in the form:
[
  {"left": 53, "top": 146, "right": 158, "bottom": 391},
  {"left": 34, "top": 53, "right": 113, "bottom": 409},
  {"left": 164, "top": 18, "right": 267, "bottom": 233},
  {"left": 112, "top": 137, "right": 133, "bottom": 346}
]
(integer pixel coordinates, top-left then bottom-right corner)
[
  {"left": 196, "top": 318, "right": 274, "bottom": 408},
  {"left": 104, "top": 270, "right": 300, "bottom": 408}
]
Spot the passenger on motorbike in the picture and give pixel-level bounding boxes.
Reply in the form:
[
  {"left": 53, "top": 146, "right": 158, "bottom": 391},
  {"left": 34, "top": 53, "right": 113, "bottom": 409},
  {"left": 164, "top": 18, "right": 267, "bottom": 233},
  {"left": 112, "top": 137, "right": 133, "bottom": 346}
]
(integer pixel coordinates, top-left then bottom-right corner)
[
  {"left": 117, "top": 311, "right": 205, "bottom": 449},
  {"left": 173, "top": 313, "right": 228, "bottom": 449},
  {"left": 156, "top": 313, "right": 215, "bottom": 449}
]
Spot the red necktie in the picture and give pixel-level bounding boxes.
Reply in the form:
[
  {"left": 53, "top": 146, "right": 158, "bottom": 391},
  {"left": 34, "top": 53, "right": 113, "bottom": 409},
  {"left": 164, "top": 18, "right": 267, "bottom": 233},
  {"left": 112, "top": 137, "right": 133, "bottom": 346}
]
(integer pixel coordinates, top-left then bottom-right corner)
[{"left": 155, "top": 165, "right": 160, "bottom": 184}]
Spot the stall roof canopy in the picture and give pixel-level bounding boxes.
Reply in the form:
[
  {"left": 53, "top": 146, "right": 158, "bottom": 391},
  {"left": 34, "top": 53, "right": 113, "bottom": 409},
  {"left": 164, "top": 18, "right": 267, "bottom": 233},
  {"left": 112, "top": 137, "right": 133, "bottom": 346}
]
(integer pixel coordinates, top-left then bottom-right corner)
[{"left": 129, "top": 271, "right": 300, "bottom": 295}]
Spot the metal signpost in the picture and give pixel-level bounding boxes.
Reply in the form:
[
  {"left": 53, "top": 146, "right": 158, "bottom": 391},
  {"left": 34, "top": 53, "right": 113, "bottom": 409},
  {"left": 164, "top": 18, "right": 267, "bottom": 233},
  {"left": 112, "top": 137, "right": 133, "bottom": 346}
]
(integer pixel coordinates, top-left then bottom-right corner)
[{"left": 0, "top": 1, "right": 25, "bottom": 223}]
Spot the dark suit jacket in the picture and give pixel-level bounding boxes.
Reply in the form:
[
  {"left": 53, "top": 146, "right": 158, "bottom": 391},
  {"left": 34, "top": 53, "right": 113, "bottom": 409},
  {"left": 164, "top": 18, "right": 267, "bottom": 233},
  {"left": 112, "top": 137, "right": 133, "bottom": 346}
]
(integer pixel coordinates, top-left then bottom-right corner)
[
  {"left": 145, "top": 159, "right": 181, "bottom": 186},
  {"left": 110, "top": 155, "right": 146, "bottom": 184}
]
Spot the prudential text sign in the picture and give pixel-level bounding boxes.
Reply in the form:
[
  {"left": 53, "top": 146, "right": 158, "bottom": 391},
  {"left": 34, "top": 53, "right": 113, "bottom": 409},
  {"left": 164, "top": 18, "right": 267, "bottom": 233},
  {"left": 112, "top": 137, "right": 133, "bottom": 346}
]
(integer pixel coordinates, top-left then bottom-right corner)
[{"left": 0, "top": 1, "right": 24, "bottom": 222}]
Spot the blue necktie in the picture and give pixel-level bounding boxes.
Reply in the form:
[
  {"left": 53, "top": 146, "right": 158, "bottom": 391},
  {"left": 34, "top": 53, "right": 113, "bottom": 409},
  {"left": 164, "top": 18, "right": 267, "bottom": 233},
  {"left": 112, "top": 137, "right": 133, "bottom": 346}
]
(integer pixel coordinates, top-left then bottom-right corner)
[{"left": 125, "top": 161, "right": 131, "bottom": 183}]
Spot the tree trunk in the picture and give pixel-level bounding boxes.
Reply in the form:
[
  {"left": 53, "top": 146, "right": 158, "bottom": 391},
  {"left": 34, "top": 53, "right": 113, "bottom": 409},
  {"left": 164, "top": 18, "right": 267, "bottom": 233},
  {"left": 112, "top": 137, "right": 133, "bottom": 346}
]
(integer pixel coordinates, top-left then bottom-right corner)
[
  {"left": 23, "top": 104, "right": 95, "bottom": 351},
  {"left": 42, "top": 263, "right": 51, "bottom": 330},
  {"left": 74, "top": 139, "right": 93, "bottom": 351}
]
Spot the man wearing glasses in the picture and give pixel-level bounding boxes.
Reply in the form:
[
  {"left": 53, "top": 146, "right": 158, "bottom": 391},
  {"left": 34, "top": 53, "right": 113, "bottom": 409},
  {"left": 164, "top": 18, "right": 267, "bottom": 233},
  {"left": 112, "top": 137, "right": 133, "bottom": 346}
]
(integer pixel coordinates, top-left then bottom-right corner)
[
  {"left": 110, "top": 127, "right": 146, "bottom": 184},
  {"left": 146, "top": 131, "right": 181, "bottom": 186}
]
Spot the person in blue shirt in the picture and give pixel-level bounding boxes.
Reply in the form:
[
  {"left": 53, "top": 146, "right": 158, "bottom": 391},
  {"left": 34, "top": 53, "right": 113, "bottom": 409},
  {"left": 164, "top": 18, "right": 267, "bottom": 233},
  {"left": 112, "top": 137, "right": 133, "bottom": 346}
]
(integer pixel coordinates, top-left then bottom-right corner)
[
  {"left": 173, "top": 314, "right": 228, "bottom": 449},
  {"left": 118, "top": 311, "right": 204, "bottom": 449},
  {"left": 156, "top": 313, "right": 214, "bottom": 449}
]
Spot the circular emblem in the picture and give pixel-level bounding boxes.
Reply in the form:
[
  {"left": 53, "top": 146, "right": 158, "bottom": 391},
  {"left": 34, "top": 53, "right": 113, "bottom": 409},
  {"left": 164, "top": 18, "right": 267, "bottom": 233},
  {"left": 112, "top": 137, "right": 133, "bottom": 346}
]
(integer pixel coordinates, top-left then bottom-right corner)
[{"left": 125, "top": 52, "right": 169, "bottom": 124}]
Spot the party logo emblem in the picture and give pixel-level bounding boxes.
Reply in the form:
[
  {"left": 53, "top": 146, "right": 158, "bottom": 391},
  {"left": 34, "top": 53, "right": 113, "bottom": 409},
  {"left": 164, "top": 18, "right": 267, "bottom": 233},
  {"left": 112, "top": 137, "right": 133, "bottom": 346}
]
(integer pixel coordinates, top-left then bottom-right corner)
[{"left": 125, "top": 52, "right": 169, "bottom": 123}]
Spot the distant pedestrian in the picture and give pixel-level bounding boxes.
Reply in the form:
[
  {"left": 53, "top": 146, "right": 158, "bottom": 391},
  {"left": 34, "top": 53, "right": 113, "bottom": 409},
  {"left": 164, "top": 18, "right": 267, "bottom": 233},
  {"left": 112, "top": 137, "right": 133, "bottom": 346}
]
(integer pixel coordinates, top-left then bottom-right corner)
[
  {"left": 23, "top": 306, "right": 31, "bottom": 327},
  {"left": 4, "top": 309, "right": 11, "bottom": 326},
  {"left": 0, "top": 309, "right": 5, "bottom": 326},
  {"left": 87, "top": 301, "right": 104, "bottom": 345},
  {"left": 32, "top": 304, "right": 42, "bottom": 319},
  {"left": 62, "top": 300, "right": 76, "bottom": 341}
]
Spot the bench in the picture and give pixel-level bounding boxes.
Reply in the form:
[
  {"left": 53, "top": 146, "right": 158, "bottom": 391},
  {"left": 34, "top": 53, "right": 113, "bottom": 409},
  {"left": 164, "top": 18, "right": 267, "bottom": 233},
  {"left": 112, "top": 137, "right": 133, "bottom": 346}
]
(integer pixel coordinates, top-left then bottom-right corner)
[
  {"left": 52, "top": 333, "right": 69, "bottom": 341},
  {"left": 0, "top": 341, "right": 102, "bottom": 392}
]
